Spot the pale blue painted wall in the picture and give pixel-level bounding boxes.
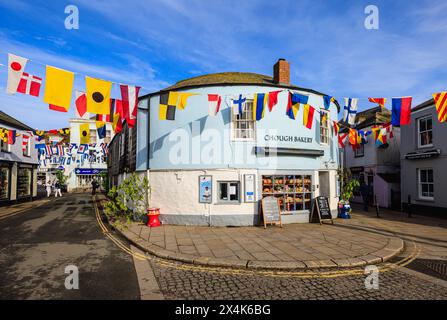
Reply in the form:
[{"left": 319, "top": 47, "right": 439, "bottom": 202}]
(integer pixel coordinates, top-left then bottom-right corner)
[{"left": 138, "top": 85, "right": 339, "bottom": 170}]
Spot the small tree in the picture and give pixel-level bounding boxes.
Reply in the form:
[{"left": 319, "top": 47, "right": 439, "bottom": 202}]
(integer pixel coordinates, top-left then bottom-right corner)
[
  {"left": 55, "top": 170, "right": 67, "bottom": 185},
  {"left": 338, "top": 169, "right": 360, "bottom": 204},
  {"left": 105, "top": 173, "right": 150, "bottom": 225}
]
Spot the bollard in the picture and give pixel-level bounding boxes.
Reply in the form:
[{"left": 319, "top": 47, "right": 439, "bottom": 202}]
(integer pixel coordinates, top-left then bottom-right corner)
[
  {"left": 407, "top": 195, "right": 412, "bottom": 218},
  {"left": 375, "top": 195, "right": 380, "bottom": 218}
]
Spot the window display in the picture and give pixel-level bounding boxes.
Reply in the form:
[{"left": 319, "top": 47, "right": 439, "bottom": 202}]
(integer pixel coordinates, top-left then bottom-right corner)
[
  {"left": 17, "top": 167, "right": 32, "bottom": 197},
  {"left": 262, "top": 175, "right": 312, "bottom": 213},
  {"left": 0, "top": 167, "right": 9, "bottom": 200}
]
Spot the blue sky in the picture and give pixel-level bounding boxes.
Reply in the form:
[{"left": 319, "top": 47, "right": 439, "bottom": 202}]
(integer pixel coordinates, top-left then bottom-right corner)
[{"left": 0, "top": 0, "right": 446, "bottom": 130}]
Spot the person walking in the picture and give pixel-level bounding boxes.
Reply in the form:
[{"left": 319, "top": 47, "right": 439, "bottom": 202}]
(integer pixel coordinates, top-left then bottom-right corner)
[
  {"left": 46, "top": 180, "right": 52, "bottom": 198},
  {"left": 91, "top": 179, "right": 98, "bottom": 195},
  {"left": 54, "top": 181, "right": 62, "bottom": 198}
]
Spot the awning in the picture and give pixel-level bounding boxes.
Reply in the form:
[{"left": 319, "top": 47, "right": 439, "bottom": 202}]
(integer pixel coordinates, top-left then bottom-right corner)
[{"left": 254, "top": 146, "right": 324, "bottom": 157}]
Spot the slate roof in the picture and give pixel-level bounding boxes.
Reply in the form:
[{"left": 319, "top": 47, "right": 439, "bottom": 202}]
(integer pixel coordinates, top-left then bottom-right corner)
[
  {"left": 141, "top": 72, "right": 341, "bottom": 112},
  {"left": 0, "top": 110, "right": 35, "bottom": 131}
]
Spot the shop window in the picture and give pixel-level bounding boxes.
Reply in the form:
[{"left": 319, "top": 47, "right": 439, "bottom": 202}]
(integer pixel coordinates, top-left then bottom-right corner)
[
  {"left": 89, "top": 129, "right": 97, "bottom": 144},
  {"left": 418, "top": 168, "right": 434, "bottom": 200},
  {"left": 262, "top": 175, "right": 312, "bottom": 212},
  {"left": 0, "top": 166, "right": 10, "bottom": 200},
  {"left": 354, "top": 144, "right": 364, "bottom": 157},
  {"left": 218, "top": 181, "right": 240, "bottom": 202},
  {"left": 232, "top": 100, "right": 255, "bottom": 141},
  {"left": 0, "top": 140, "right": 11, "bottom": 152},
  {"left": 17, "top": 167, "right": 32, "bottom": 197},
  {"left": 418, "top": 116, "right": 433, "bottom": 148},
  {"left": 320, "top": 110, "right": 330, "bottom": 144}
]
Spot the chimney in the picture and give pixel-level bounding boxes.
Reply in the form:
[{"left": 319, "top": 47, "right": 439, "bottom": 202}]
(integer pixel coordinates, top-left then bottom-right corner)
[{"left": 273, "top": 58, "right": 290, "bottom": 84}]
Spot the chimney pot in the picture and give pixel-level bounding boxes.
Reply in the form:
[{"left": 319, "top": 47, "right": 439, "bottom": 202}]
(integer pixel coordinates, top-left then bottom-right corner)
[{"left": 273, "top": 59, "right": 290, "bottom": 84}]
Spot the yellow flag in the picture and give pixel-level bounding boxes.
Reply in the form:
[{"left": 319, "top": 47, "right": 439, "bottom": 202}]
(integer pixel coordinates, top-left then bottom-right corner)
[
  {"left": 85, "top": 76, "right": 112, "bottom": 114},
  {"left": 44, "top": 66, "right": 74, "bottom": 112},
  {"left": 79, "top": 123, "right": 90, "bottom": 145},
  {"left": 178, "top": 92, "right": 196, "bottom": 110}
]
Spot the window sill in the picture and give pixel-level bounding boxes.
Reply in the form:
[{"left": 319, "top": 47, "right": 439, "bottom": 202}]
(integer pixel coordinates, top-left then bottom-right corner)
[
  {"left": 417, "top": 144, "right": 433, "bottom": 149},
  {"left": 215, "top": 201, "right": 241, "bottom": 205},
  {"left": 416, "top": 197, "right": 435, "bottom": 203}
]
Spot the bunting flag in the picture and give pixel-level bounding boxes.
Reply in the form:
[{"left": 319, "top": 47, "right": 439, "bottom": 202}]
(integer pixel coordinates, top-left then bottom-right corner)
[
  {"left": 159, "top": 92, "right": 179, "bottom": 120},
  {"left": 77, "top": 144, "right": 88, "bottom": 154},
  {"left": 17, "top": 73, "right": 42, "bottom": 97},
  {"left": 303, "top": 104, "right": 315, "bottom": 129},
  {"left": 96, "top": 111, "right": 110, "bottom": 123},
  {"left": 268, "top": 90, "right": 281, "bottom": 112},
  {"left": 323, "top": 95, "right": 334, "bottom": 110},
  {"left": 369, "top": 97, "right": 387, "bottom": 108},
  {"left": 178, "top": 92, "right": 196, "bottom": 110},
  {"left": 100, "top": 142, "right": 109, "bottom": 155},
  {"left": 79, "top": 123, "right": 90, "bottom": 145},
  {"left": 6, "top": 53, "right": 28, "bottom": 94},
  {"left": 343, "top": 98, "right": 358, "bottom": 125},
  {"left": 44, "top": 66, "right": 75, "bottom": 112},
  {"left": 6, "top": 130, "right": 16, "bottom": 145},
  {"left": 110, "top": 99, "right": 123, "bottom": 133},
  {"left": 433, "top": 92, "right": 447, "bottom": 123},
  {"left": 232, "top": 94, "right": 246, "bottom": 115},
  {"left": 34, "top": 143, "right": 46, "bottom": 150},
  {"left": 120, "top": 84, "right": 140, "bottom": 128},
  {"left": 338, "top": 133, "right": 348, "bottom": 148},
  {"left": 253, "top": 93, "right": 267, "bottom": 121},
  {"left": 348, "top": 128, "right": 357, "bottom": 146},
  {"left": 56, "top": 145, "right": 65, "bottom": 156},
  {"left": 375, "top": 128, "right": 388, "bottom": 146},
  {"left": 391, "top": 97, "right": 412, "bottom": 126},
  {"left": 208, "top": 94, "right": 221, "bottom": 116},
  {"left": 75, "top": 91, "right": 89, "bottom": 119},
  {"left": 86, "top": 76, "right": 112, "bottom": 115},
  {"left": 21, "top": 134, "right": 29, "bottom": 152},
  {"left": 45, "top": 144, "right": 54, "bottom": 156},
  {"left": 286, "top": 93, "right": 308, "bottom": 120},
  {"left": 96, "top": 121, "right": 106, "bottom": 139},
  {"left": 333, "top": 121, "right": 340, "bottom": 136},
  {"left": 58, "top": 128, "right": 70, "bottom": 135}
]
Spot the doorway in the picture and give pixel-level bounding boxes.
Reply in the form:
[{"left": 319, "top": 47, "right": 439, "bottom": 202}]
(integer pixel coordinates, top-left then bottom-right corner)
[{"left": 319, "top": 171, "right": 330, "bottom": 198}]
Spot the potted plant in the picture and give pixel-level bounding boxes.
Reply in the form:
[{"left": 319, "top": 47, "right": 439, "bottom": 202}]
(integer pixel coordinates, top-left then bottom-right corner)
[{"left": 338, "top": 169, "right": 360, "bottom": 219}]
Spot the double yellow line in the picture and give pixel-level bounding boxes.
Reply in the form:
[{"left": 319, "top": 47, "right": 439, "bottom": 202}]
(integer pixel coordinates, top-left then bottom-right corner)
[{"left": 93, "top": 196, "right": 420, "bottom": 278}]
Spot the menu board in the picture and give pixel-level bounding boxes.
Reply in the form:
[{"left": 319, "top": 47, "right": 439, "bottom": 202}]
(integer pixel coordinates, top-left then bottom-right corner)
[
  {"left": 310, "top": 196, "right": 334, "bottom": 224},
  {"left": 261, "top": 196, "right": 282, "bottom": 228}
]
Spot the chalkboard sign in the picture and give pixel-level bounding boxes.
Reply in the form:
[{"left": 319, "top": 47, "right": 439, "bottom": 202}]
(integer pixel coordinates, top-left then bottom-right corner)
[
  {"left": 261, "top": 196, "right": 282, "bottom": 229},
  {"left": 310, "top": 196, "right": 334, "bottom": 224}
]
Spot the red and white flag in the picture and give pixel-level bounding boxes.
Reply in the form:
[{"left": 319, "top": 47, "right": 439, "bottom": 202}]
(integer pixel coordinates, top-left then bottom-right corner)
[
  {"left": 120, "top": 84, "right": 140, "bottom": 128},
  {"left": 208, "top": 94, "right": 221, "bottom": 116},
  {"left": 75, "top": 90, "right": 89, "bottom": 119},
  {"left": 17, "top": 72, "right": 42, "bottom": 97},
  {"left": 22, "top": 134, "right": 29, "bottom": 152},
  {"left": 338, "top": 133, "right": 348, "bottom": 148},
  {"left": 6, "top": 53, "right": 28, "bottom": 94}
]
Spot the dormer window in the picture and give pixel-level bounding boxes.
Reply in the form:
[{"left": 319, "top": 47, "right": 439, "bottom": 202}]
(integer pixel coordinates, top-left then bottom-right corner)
[
  {"left": 418, "top": 116, "right": 433, "bottom": 148},
  {"left": 231, "top": 100, "right": 255, "bottom": 141}
]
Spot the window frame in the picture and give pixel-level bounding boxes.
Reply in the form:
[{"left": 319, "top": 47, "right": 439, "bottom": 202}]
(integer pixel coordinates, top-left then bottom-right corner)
[
  {"left": 418, "top": 168, "right": 434, "bottom": 201},
  {"left": 319, "top": 109, "right": 330, "bottom": 145},
  {"left": 230, "top": 99, "right": 256, "bottom": 142},
  {"left": 417, "top": 116, "right": 433, "bottom": 149},
  {"left": 354, "top": 144, "right": 365, "bottom": 158},
  {"left": 217, "top": 181, "right": 241, "bottom": 204}
]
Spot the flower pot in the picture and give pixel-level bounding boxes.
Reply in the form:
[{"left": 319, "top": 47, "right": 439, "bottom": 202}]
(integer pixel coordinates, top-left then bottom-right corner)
[{"left": 338, "top": 202, "right": 351, "bottom": 219}]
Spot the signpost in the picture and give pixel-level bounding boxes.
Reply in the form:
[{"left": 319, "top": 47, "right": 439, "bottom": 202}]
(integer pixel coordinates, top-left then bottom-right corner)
[
  {"left": 310, "top": 196, "right": 334, "bottom": 225},
  {"left": 261, "top": 196, "right": 282, "bottom": 229}
]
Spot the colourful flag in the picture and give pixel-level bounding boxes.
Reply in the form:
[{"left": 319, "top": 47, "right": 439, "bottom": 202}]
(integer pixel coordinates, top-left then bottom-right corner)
[
  {"left": 178, "top": 92, "right": 196, "bottom": 110},
  {"left": 79, "top": 123, "right": 90, "bottom": 145},
  {"left": 77, "top": 144, "right": 88, "bottom": 154},
  {"left": 338, "top": 133, "right": 348, "bottom": 148},
  {"left": 286, "top": 93, "right": 308, "bottom": 120},
  {"left": 17, "top": 72, "right": 42, "bottom": 97},
  {"left": 159, "top": 92, "right": 179, "bottom": 120},
  {"left": 21, "top": 134, "right": 29, "bottom": 152},
  {"left": 44, "top": 66, "right": 74, "bottom": 112},
  {"left": 96, "top": 121, "right": 106, "bottom": 139},
  {"left": 333, "top": 121, "right": 340, "bottom": 136},
  {"left": 323, "top": 95, "right": 334, "bottom": 110},
  {"left": 232, "top": 94, "right": 246, "bottom": 115},
  {"left": 56, "top": 145, "right": 65, "bottom": 156},
  {"left": 391, "top": 97, "right": 412, "bottom": 126},
  {"left": 6, "top": 130, "right": 16, "bottom": 145},
  {"left": 112, "top": 100, "right": 124, "bottom": 133},
  {"left": 369, "top": 97, "right": 387, "bottom": 108},
  {"left": 75, "top": 91, "right": 89, "bottom": 119},
  {"left": 348, "top": 128, "right": 357, "bottom": 146},
  {"left": 208, "top": 94, "right": 221, "bottom": 116},
  {"left": 268, "top": 90, "right": 281, "bottom": 112},
  {"left": 253, "top": 93, "right": 267, "bottom": 121},
  {"left": 120, "top": 84, "right": 140, "bottom": 128},
  {"left": 343, "top": 98, "right": 358, "bottom": 125},
  {"left": 86, "top": 76, "right": 112, "bottom": 115},
  {"left": 303, "top": 104, "right": 315, "bottom": 129},
  {"left": 433, "top": 92, "right": 447, "bottom": 123},
  {"left": 6, "top": 53, "right": 28, "bottom": 94}
]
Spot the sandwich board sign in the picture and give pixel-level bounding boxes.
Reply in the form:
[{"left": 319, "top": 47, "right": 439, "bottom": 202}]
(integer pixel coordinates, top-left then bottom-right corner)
[
  {"left": 310, "top": 196, "right": 334, "bottom": 225},
  {"left": 261, "top": 196, "right": 282, "bottom": 229}
]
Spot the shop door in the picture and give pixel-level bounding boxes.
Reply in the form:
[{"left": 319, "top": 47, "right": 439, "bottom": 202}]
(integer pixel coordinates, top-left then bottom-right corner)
[{"left": 319, "top": 171, "right": 330, "bottom": 198}]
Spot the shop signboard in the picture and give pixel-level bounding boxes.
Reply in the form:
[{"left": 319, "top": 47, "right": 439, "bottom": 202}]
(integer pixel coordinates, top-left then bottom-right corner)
[
  {"left": 261, "top": 196, "right": 282, "bottom": 228},
  {"left": 74, "top": 168, "right": 106, "bottom": 175},
  {"left": 310, "top": 196, "right": 334, "bottom": 225}
]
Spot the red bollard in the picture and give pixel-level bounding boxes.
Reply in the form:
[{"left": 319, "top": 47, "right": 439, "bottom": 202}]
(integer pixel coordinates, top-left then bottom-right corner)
[{"left": 147, "top": 208, "right": 161, "bottom": 227}]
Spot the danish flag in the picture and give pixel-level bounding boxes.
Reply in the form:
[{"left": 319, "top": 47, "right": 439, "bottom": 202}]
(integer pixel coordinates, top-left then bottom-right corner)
[{"left": 17, "top": 72, "right": 42, "bottom": 97}]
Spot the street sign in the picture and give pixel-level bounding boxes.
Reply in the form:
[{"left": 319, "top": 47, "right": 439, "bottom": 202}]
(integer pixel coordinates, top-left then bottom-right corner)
[{"left": 74, "top": 168, "right": 106, "bottom": 175}]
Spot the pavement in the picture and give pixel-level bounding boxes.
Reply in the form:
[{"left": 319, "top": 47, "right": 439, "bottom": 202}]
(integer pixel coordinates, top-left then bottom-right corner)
[{"left": 95, "top": 195, "right": 408, "bottom": 270}]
